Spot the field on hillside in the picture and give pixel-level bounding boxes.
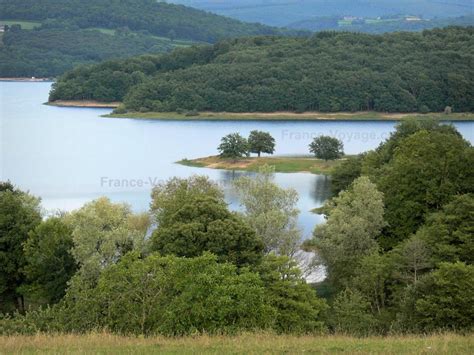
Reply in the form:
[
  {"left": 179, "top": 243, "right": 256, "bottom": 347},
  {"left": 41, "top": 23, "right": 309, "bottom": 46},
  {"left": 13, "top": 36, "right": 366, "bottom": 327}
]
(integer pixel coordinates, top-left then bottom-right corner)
[{"left": 1, "top": 333, "right": 473, "bottom": 354}]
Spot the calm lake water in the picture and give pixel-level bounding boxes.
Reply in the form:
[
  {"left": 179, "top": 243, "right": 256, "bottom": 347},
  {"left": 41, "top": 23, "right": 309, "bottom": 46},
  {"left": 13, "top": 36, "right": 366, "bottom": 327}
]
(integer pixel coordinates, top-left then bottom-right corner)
[{"left": 1, "top": 82, "right": 473, "bottom": 238}]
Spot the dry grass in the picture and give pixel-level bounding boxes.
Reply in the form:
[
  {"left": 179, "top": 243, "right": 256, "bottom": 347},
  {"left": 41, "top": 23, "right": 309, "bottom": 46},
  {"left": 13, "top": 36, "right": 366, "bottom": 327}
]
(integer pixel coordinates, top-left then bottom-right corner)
[
  {"left": 0, "top": 332, "right": 472, "bottom": 354},
  {"left": 178, "top": 155, "right": 342, "bottom": 174}
]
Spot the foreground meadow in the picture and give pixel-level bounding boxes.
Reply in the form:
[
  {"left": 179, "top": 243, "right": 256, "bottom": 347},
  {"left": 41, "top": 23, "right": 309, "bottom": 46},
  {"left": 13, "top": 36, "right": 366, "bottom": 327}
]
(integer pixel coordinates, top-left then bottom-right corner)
[{"left": 1, "top": 333, "right": 473, "bottom": 354}]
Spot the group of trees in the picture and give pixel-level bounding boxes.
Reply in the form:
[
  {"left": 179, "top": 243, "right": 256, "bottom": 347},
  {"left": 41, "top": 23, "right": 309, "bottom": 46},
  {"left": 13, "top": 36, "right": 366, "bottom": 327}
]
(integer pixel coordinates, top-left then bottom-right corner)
[
  {"left": 0, "top": 0, "right": 285, "bottom": 43},
  {"left": 218, "top": 130, "right": 275, "bottom": 159},
  {"left": 0, "top": 173, "right": 326, "bottom": 335},
  {"left": 304, "top": 120, "right": 474, "bottom": 334},
  {"left": 50, "top": 27, "right": 474, "bottom": 113},
  {"left": 0, "top": 0, "right": 299, "bottom": 77},
  {"left": 0, "top": 28, "right": 180, "bottom": 78},
  {"left": 1, "top": 120, "right": 473, "bottom": 336}
]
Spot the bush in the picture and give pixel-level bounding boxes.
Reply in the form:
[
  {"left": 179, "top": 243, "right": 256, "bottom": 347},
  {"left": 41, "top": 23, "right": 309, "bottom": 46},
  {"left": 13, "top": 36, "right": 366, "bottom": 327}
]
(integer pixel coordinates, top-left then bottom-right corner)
[{"left": 113, "top": 105, "right": 127, "bottom": 114}]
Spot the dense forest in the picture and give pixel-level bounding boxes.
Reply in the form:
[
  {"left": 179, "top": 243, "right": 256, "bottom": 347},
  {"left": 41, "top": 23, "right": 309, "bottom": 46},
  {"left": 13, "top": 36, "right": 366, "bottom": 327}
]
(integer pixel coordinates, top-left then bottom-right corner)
[
  {"left": 50, "top": 27, "right": 474, "bottom": 113},
  {"left": 288, "top": 15, "right": 474, "bottom": 33},
  {"left": 0, "top": 0, "right": 297, "bottom": 77},
  {"left": 1, "top": 120, "right": 473, "bottom": 335},
  {"left": 0, "top": 28, "right": 184, "bottom": 78},
  {"left": 0, "top": 0, "right": 283, "bottom": 43}
]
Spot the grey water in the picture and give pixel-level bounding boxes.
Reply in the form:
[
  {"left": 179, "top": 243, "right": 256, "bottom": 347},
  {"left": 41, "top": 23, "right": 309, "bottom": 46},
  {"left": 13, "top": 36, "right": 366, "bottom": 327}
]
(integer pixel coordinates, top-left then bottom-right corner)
[{"left": 1, "top": 82, "right": 473, "bottom": 238}]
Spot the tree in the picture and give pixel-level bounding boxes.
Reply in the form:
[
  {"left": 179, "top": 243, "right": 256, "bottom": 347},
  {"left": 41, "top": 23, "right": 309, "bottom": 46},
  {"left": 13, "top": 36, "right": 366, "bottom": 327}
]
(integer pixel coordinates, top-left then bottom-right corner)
[
  {"left": 151, "top": 195, "right": 263, "bottom": 267},
  {"left": 413, "top": 262, "right": 474, "bottom": 331},
  {"left": 0, "top": 183, "right": 41, "bottom": 312},
  {"left": 330, "top": 289, "right": 378, "bottom": 335},
  {"left": 62, "top": 252, "right": 275, "bottom": 335},
  {"left": 150, "top": 175, "right": 224, "bottom": 226},
  {"left": 22, "top": 216, "right": 78, "bottom": 304},
  {"left": 218, "top": 133, "right": 249, "bottom": 160},
  {"left": 66, "top": 197, "right": 150, "bottom": 286},
  {"left": 376, "top": 130, "right": 473, "bottom": 248},
  {"left": 417, "top": 194, "right": 474, "bottom": 265},
  {"left": 233, "top": 165, "right": 301, "bottom": 256},
  {"left": 248, "top": 130, "right": 275, "bottom": 157},
  {"left": 311, "top": 176, "right": 386, "bottom": 289},
  {"left": 309, "top": 136, "right": 344, "bottom": 161},
  {"left": 390, "top": 235, "right": 432, "bottom": 285},
  {"left": 256, "top": 255, "right": 327, "bottom": 333},
  {"left": 330, "top": 155, "right": 363, "bottom": 195}
]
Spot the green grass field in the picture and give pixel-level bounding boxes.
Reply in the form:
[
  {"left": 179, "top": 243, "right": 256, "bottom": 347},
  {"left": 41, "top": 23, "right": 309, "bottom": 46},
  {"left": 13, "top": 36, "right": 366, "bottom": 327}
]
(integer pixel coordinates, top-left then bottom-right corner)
[
  {"left": 0, "top": 19, "right": 41, "bottom": 30},
  {"left": 178, "top": 155, "right": 342, "bottom": 175},
  {"left": 0, "top": 332, "right": 472, "bottom": 354}
]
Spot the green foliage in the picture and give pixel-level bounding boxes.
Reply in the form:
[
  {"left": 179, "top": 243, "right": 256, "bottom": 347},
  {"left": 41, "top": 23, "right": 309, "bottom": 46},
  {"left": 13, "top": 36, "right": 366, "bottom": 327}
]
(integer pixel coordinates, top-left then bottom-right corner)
[
  {"left": 22, "top": 217, "right": 78, "bottom": 304},
  {"left": 248, "top": 130, "right": 275, "bottom": 157},
  {"left": 312, "top": 176, "right": 386, "bottom": 290},
  {"left": 413, "top": 262, "right": 474, "bottom": 331},
  {"left": 330, "top": 289, "right": 378, "bottom": 335},
  {"left": 151, "top": 196, "right": 264, "bottom": 267},
  {"left": 330, "top": 155, "right": 363, "bottom": 195},
  {"left": 233, "top": 165, "right": 301, "bottom": 256},
  {"left": 60, "top": 252, "right": 275, "bottom": 335},
  {"left": 0, "top": 183, "right": 41, "bottom": 312},
  {"left": 66, "top": 197, "right": 150, "bottom": 286},
  {"left": 309, "top": 136, "right": 344, "bottom": 161},
  {"left": 150, "top": 175, "right": 224, "bottom": 226},
  {"left": 0, "top": 29, "right": 178, "bottom": 78},
  {"left": 417, "top": 194, "right": 474, "bottom": 265},
  {"left": 376, "top": 129, "right": 473, "bottom": 248},
  {"left": 0, "top": 0, "right": 282, "bottom": 43},
  {"left": 218, "top": 133, "right": 249, "bottom": 159},
  {"left": 50, "top": 27, "right": 474, "bottom": 112},
  {"left": 256, "top": 255, "right": 327, "bottom": 333}
]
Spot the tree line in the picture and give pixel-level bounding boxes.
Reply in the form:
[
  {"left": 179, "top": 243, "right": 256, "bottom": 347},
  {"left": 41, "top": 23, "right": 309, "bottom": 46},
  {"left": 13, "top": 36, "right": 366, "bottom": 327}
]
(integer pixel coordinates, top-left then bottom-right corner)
[
  {"left": 0, "top": 119, "right": 472, "bottom": 335},
  {"left": 0, "top": 0, "right": 286, "bottom": 43},
  {"left": 50, "top": 27, "right": 474, "bottom": 113}
]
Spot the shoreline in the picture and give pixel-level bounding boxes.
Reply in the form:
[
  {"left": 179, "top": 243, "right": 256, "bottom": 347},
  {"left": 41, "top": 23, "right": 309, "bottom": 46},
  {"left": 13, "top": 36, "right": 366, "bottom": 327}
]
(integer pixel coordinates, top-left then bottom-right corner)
[
  {"left": 177, "top": 155, "right": 343, "bottom": 175},
  {"left": 105, "top": 111, "right": 474, "bottom": 121},
  {"left": 0, "top": 77, "right": 53, "bottom": 82},
  {"left": 46, "top": 100, "right": 121, "bottom": 108}
]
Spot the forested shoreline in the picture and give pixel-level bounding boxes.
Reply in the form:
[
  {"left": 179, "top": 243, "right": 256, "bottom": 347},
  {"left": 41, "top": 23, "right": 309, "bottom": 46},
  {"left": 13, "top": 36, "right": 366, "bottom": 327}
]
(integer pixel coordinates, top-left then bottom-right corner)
[
  {"left": 49, "top": 27, "right": 474, "bottom": 113},
  {"left": 0, "top": 0, "right": 296, "bottom": 77},
  {"left": 1, "top": 120, "right": 473, "bottom": 336}
]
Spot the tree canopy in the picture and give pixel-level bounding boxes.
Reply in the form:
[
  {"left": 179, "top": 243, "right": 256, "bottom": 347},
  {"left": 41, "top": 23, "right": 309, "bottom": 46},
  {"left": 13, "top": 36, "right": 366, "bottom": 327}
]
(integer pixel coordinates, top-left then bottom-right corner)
[{"left": 50, "top": 27, "right": 474, "bottom": 113}]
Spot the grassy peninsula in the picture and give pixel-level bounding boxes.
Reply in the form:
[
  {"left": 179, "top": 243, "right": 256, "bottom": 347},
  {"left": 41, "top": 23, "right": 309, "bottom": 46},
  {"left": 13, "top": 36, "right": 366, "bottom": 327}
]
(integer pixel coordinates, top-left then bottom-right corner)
[{"left": 178, "top": 155, "right": 342, "bottom": 174}]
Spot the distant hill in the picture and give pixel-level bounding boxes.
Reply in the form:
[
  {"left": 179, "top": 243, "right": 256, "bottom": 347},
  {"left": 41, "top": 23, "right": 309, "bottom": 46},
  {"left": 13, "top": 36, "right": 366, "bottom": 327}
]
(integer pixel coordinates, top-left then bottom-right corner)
[
  {"left": 288, "top": 15, "right": 474, "bottom": 33},
  {"left": 50, "top": 27, "right": 474, "bottom": 114},
  {"left": 170, "top": 0, "right": 474, "bottom": 27},
  {"left": 0, "top": 0, "right": 291, "bottom": 77}
]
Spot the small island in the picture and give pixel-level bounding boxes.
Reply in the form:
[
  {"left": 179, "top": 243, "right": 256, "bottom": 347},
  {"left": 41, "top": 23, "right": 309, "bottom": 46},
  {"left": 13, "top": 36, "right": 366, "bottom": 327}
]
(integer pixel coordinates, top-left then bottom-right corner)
[
  {"left": 178, "top": 131, "right": 346, "bottom": 174},
  {"left": 178, "top": 155, "right": 342, "bottom": 174}
]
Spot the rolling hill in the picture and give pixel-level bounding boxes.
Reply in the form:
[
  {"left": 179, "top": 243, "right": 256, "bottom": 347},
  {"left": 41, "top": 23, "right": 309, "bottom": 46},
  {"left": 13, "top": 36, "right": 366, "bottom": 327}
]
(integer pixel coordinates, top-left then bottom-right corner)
[
  {"left": 0, "top": 0, "right": 291, "bottom": 77},
  {"left": 49, "top": 27, "right": 474, "bottom": 114}
]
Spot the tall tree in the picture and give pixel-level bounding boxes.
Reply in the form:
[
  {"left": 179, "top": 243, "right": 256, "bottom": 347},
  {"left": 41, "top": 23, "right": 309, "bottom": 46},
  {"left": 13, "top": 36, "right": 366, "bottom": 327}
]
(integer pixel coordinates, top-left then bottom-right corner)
[
  {"left": 0, "top": 183, "right": 41, "bottom": 312},
  {"left": 66, "top": 197, "right": 150, "bottom": 286},
  {"left": 248, "top": 130, "right": 275, "bottom": 157},
  {"left": 22, "top": 216, "right": 78, "bottom": 304},
  {"left": 311, "top": 176, "right": 385, "bottom": 289},
  {"left": 218, "top": 133, "right": 249, "bottom": 160},
  {"left": 309, "top": 136, "right": 344, "bottom": 161},
  {"left": 376, "top": 130, "right": 473, "bottom": 248},
  {"left": 234, "top": 165, "right": 301, "bottom": 256}
]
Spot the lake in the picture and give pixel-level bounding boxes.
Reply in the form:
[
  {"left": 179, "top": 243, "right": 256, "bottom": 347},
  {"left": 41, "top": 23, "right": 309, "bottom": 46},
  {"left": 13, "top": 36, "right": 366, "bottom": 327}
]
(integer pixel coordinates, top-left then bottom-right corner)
[{"left": 1, "top": 82, "right": 473, "bottom": 238}]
